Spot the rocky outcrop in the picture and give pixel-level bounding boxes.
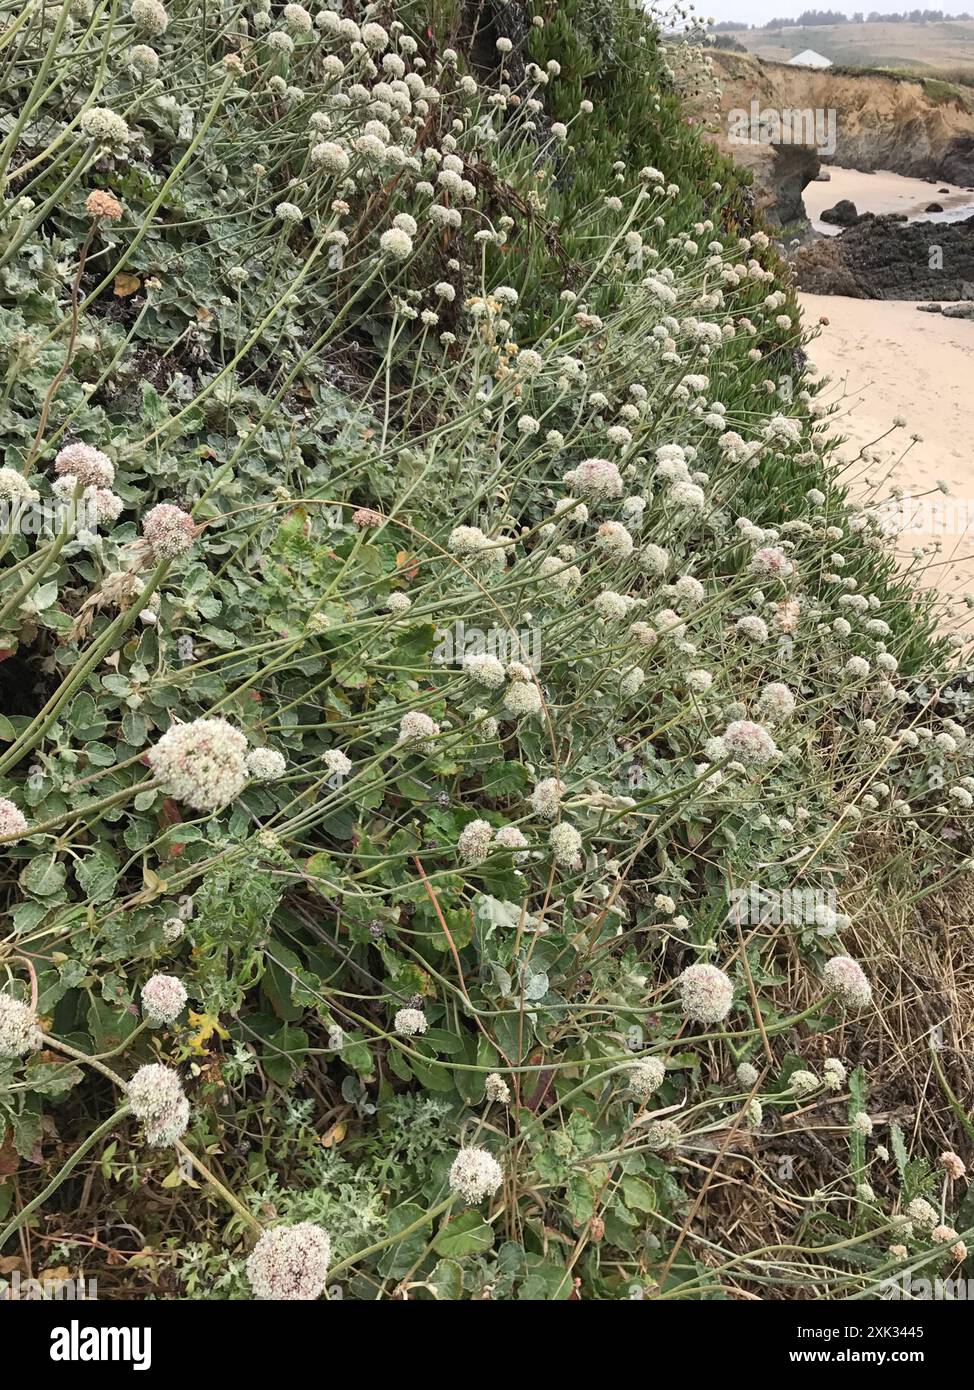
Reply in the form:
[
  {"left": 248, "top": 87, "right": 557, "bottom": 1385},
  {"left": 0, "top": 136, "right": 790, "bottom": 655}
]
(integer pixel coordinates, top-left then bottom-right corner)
[
  {"left": 705, "top": 52, "right": 974, "bottom": 195},
  {"left": 791, "top": 212, "right": 974, "bottom": 299},
  {"left": 706, "top": 135, "right": 820, "bottom": 227},
  {"left": 821, "top": 199, "right": 859, "bottom": 225}
]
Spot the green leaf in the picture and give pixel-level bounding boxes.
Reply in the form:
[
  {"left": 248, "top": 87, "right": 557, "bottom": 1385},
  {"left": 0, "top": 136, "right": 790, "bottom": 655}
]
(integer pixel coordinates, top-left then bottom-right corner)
[
  {"left": 75, "top": 848, "right": 119, "bottom": 903},
  {"left": 21, "top": 856, "right": 67, "bottom": 897},
  {"left": 24, "top": 1060, "right": 84, "bottom": 1096},
  {"left": 429, "top": 1258, "right": 464, "bottom": 1299},
  {"left": 432, "top": 1210, "right": 495, "bottom": 1257},
  {"left": 621, "top": 1175, "right": 657, "bottom": 1213}
]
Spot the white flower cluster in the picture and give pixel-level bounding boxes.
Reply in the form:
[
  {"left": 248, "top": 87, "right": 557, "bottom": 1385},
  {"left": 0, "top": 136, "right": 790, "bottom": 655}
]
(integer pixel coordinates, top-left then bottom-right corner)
[
  {"left": 823, "top": 955, "right": 873, "bottom": 1010},
  {"left": 142, "top": 502, "right": 195, "bottom": 558},
  {"left": 0, "top": 796, "right": 28, "bottom": 840},
  {"left": 448, "top": 1146, "right": 503, "bottom": 1203},
  {"left": 127, "top": 1063, "right": 189, "bottom": 1147},
  {"left": 246, "top": 1222, "right": 332, "bottom": 1300},
  {"left": 140, "top": 973, "right": 187, "bottom": 1024},
  {"left": 147, "top": 717, "right": 250, "bottom": 811},
  {"left": 678, "top": 963, "right": 734, "bottom": 1024},
  {"left": 0, "top": 994, "right": 42, "bottom": 1058}
]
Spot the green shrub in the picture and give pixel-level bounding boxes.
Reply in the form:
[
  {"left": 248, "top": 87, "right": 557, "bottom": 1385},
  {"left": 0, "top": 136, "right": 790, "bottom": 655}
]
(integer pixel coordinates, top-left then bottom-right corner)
[{"left": 0, "top": 0, "right": 969, "bottom": 1302}]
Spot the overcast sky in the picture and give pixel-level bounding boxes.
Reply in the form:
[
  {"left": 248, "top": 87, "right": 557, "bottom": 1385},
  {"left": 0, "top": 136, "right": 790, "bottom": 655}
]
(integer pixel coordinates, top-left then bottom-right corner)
[{"left": 703, "top": 0, "right": 972, "bottom": 21}]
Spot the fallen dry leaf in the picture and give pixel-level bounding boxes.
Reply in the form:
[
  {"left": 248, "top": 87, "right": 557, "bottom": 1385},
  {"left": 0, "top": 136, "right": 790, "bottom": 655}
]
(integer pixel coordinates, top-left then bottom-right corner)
[{"left": 113, "top": 272, "right": 141, "bottom": 297}]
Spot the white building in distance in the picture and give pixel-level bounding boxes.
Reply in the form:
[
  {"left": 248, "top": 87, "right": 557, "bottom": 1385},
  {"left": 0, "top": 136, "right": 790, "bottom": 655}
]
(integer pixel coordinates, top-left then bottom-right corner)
[{"left": 787, "top": 49, "right": 833, "bottom": 68}]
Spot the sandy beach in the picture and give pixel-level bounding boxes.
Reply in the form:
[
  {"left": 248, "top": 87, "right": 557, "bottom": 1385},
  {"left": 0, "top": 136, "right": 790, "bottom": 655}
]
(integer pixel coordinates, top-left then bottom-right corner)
[
  {"left": 799, "top": 291, "right": 974, "bottom": 600},
  {"left": 797, "top": 166, "right": 974, "bottom": 606},
  {"left": 803, "top": 165, "right": 974, "bottom": 235}
]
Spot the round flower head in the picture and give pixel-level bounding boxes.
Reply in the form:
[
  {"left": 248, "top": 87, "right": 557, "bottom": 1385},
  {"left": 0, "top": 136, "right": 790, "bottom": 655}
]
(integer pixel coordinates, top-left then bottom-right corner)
[
  {"left": 449, "top": 1147, "right": 502, "bottom": 1203},
  {"left": 678, "top": 963, "right": 734, "bottom": 1024},
  {"left": 823, "top": 955, "right": 873, "bottom": 1010},
  {"left": 275, "top": 201, "right": 303, "bottom": 223},
  {"left": 757, "top": 682, "right": 795, "bottom": 722},
  {"left": 323, "top": 748, "right": 352, "bottom": 780},
  {"left": 140, "top": 973, "right": 187, "bottom": 1024},
  {"left": 311, "top": 141, "right": 349, "bottom": 174},
  {"left": 448, "top": 525, "right": 502, "bottom": 563},
  {"left": 147, "top": 717, "right": 249, "bottom": 811},
  {"left": 549, "top": 821, "right": 582, "bottom": 869},
  {"left": 736, "top": 615, "right": 769, "bottom": 644},
  {"left": 644, "top": 1119, "right": 682, "bottom": 1151},
  {"left": 565, "top": 457, "right": 623, "bottom": 501},
  {"left": 940, "top": 1151, "right": 966, "bottom": 1180},
  {"left": 723, "top": 720, "right": 777, "bottom": 767},
  {"left": 246, "top": 1222, "right": 331, "bottom": 1301},
  {"left": 736, "top": 1061, "right": 759, "bottom": 1088},
  {"left": 595, "top": 521, "right": 634, "bottom": 557},
  {"left": 394, "top": 1007, "right": 427, "bottom": 1036},
  {"left": 283, "top": 3, "right": 312, "bottom": 32},
  {"left": 246, "top": 747, "right": 287, "bottom": 781},
  {"left": 142, "top": 502, "right": 196, "bottom": 557},
  {"left": 503, "top": 680, "right": 542, "bottom": 718},
  {"left": 80, "top": 107, "right": 130, "bottom": 145},
  {"left": 131, "top": 0, "right": 168, "bottom": 34},
  {"left": 530, "top": 777, "right": 565, "bottom": 819},
  {"left": 85, "top": 189, "right": 123, "bottom": 221},
  {"left": 129, "top": 43, "right": 159, "bottom": 74},
  {"left": 789, "top": 1069, "right": 819, "bottom": 1097},
  {"left": 87, "top": 487, "right": 124, "bottom": 524},
  {"left": 398, "top": 710, "right": 439, "bottom": 751},
  {"left": 54, "top": 442, "right": 114, "bottom": 488},
  {"left": 495, "top": 825, "right": 528, "bottom": 851},
  {"left": 162, "top": 916, "right": 185, "bottom": 944},
  {"left": 463, "top": 653, "right": 505, "bottom": 689},
  {"left": 127, "top": 1062, "right": 189, "bottom": 1147},
  {"left": 823, "top": 1057, "right": 847, "bottom": 1089},
  {"left": 0, "top": 994, "right": 42, "bottom": 1058},
  {"left": 0, "top": 796, "right": 28, "bottom": 840},
  {"left": 361, "top": 21, "right": 389, "bottom": 50},
  {"left": 0, "top": 468, "right": 39, "bottom": 505},
  {"left": 485, "top": 1073, "right": 511, "bottom": 1104},
  {"left": 267, "top": 30, "right": 295, "bottom": 56},
  {"left": 628, "top": 1056, "right": 665, "bottom": 1101},
  {"left": 380, "top": 227, "right": 413, "bottom": 259},
  {"left": 458, "top": 819, "right": 493, "bottom": 863},
  {"left": 750, "top": 546, "right": 794, "bottom": 580},
  {"left": 906, "top": 1197, "right": 939, "bottom": 1233}
]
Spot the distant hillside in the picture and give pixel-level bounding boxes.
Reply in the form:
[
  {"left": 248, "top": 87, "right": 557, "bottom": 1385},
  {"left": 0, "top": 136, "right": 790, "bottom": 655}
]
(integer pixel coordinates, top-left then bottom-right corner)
[{"left": 734, "top": 18, "right": 974, "bottom": 78}]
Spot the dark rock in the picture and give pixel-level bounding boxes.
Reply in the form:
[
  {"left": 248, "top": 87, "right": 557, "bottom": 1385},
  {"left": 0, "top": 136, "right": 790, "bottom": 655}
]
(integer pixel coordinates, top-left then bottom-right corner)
[
  {"left": 769, "top": 144, "right": 821, "bottom": 228},
  {"left": 791, "top": 212, "right": 974, "bottom": 299},
  {"left": 814, "top": 169, "right": 832, "bottom": 182},
  {"left": 820, "top": 198, "right": 859, "bottom": 226},
  {"left": 939, "top": 187, "right": 951, "bottom": 193},
  {"left": 925, "top": 202, "right": 944, "bottom": 212}
]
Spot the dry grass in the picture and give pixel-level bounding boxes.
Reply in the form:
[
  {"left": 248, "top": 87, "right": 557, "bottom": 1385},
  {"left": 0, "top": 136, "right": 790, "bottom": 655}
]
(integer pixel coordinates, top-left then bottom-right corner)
[{"left": 657, "top": 838, "right": 974, "bottom": 1297}]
